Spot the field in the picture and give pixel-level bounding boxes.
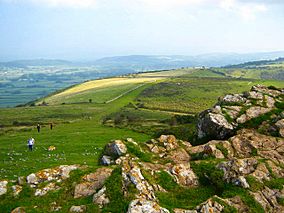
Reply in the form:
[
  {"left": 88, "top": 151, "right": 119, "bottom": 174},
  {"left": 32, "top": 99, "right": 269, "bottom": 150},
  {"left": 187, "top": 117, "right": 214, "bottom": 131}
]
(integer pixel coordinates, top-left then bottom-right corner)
[{"left": 0, "top": 67, "right": 283, "bottom": 212}]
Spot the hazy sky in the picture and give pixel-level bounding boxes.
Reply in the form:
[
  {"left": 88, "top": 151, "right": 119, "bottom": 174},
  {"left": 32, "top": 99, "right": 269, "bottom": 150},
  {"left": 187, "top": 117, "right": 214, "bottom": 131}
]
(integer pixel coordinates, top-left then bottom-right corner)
[{"left": 0, "top": 0, "right": 284, "bottom": 60}]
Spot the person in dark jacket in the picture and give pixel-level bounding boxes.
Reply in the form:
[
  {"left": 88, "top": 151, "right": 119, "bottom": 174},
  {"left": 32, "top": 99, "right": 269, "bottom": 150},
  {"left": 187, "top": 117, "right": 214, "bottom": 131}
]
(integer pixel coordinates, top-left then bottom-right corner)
[{"left": 37, "top": 124, "right": 40, "bottom": 133}]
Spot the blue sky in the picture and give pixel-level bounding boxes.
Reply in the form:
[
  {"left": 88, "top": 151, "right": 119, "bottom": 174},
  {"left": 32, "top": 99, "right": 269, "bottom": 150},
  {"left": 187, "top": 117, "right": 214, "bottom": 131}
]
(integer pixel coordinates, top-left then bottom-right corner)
[{"left": 0, "top": 0, "right": 284, "bottom": 61}]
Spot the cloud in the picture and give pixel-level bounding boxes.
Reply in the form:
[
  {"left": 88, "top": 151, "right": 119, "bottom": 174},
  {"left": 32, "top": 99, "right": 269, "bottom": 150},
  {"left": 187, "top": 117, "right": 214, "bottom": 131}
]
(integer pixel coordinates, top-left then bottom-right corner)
[
  {"left": 3, "top": 0, "right": 98, "bottom": 8},
  {"left": 220, "top": 0, "right": 267, "bottom": 20}
]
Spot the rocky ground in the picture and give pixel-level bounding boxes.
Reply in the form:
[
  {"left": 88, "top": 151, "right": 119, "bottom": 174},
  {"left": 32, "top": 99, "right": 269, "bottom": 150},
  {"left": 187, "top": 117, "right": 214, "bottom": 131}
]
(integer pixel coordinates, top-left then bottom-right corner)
[{"left": 1, "top": 85, "right": 283, "bottom": 212}]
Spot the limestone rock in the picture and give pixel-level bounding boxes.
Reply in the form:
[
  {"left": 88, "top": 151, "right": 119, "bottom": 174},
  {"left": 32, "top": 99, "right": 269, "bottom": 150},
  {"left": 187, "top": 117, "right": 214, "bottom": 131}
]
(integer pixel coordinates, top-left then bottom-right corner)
[
  {"left": 197, "top": 111, "right": 235, "bottom": 140},
  {"left": 74, "top": 167, "right": 113, "bottom": 198},
  {"left": 245, "top": 106, "right": 271, "bottom": 120},
  {"left": 11, "top": 185, "right": 22, "bottom": 196},
  {"left": 170, "top": 163, "right": 198, "bottom": 187},
  {"left": 104, "top": 140, "right": 127, "bottom": 157},
  {"left": 173, "top": 209, "right": 197, "bottom": 213},
  {"left": 26, "top": 173, "right": 38, "bottom": 184},
  {"left": 122, "top": 158, "right": 156, "bottom": 200},
  {"left": 203, "top": 144, "right": 224, "bottom": 159},
  {"left": 69, "top": 205, "right": 86, "bottom": 213},
  {"left": 26, "top": 165, "right": 78, "bottom": 186},
  {"left": 158, "top": 135, "right": 178, "bottom": 150},
  {"left": 221, "top": 94, "right": 246, "bottom": 104},
  {"left": 167, "top": 148, "right": 190, "bottom": 164},
  {"left": 35, "top": 182, "right": 60, "bottom": 196},
  {"left": 217, "top": 158, "right": 258, "bottom": 188},
  {"left": 251, "top": 187, "right": 284, "bottom": 212},
  {"left": 196, "top": 198, "right": 224, "bottom": 213},
  {"left": 127, "top": 199, "right": 170, "bottom": 213},
  {"left": 92, "top": 186, "right": 110, "bottom": 207},
  {"left": 100, "top": 155, "right": 113, "bottom": 165},
  {"left": 17, "top": 176, "right": 26, "bottom": 185},
  {"left": 276, "top": 119, "right": 284, "bottom": 137},
  {"left": 251, "top": 163, "right": 270, "bottom": 182},
  {"left": 11, "top": 207, "right": 25, "bottom": 213},
  {"left": 225, "top": 196, "right": 249, "bottom": 213},
  {"left": 251, "top": 84, "right": 281, "bottom": 97},
  {"left": 0, "top": 180, "right": 8, "bottom": 196}
]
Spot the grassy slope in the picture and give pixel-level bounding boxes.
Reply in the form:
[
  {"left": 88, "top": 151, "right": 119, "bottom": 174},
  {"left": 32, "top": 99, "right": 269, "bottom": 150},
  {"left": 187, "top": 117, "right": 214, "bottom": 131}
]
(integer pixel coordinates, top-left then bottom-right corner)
[
  {"left": 0, "top": 67, "right": 283, "bottom": 212},
  {"left": 0, "top": 84, "right": 152, "bottom": 180}
]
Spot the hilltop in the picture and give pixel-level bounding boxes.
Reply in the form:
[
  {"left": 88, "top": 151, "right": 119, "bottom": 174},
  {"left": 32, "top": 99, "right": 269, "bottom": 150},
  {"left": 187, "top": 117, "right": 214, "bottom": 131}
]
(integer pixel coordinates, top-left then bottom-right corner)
[{"left": 0, "top": 85, "right": 283, "bottom": 212}]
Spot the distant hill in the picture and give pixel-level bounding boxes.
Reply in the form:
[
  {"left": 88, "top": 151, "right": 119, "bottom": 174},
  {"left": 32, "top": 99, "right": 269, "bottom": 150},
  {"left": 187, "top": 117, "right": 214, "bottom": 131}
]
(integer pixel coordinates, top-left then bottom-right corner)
[
  {"left": 224, "top": 57, "right": 284, "bottom": 68},
  {"left": 2, "top": 51, "right": 284, "bottom": 70},
  {"left": 0, "top": 59, "right": 72, "bottom": 68}
]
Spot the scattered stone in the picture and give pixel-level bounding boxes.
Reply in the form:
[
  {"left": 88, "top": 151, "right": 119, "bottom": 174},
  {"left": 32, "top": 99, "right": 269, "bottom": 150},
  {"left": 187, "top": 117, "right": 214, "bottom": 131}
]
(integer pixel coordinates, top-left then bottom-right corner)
[
  {"left": 0, "top": 180, "right": 8, "bottom": 196},
  {"left": 127, "top": 199, "right": 170, "bottom": 213},
  {"left": 158, "top": 135, "right": 178, "bottom": 150},
  {"left": 251, "top": 187, "right": 284, "bottom": 212},
  {"left": 26, "top": 173, "right": 38, "bottom": 184},
  {"left": 11, "top": 207, "right": 25, "bottom": 213},
  {"left": 74, "top": 167, "right": 113, "bottom": 198},
  {"left": 11, "top": 185, "right": 22, "bottom": 196},
  {"left": 100, "top": 155, "right": 113, "bottom": 165},
  {"left": 69, "top": 205, "right": 86, "bottom": 213},
  {"left": 217, "top": 158, "right": 258, "bottom": 188},
  {"left": 35, "top": 182, "right": 60, "bottom": 196},
  {"left": 17, "top": 176, "right": 26, "bottom": 185},
  {"left": 170, "top": 163, "right": 198, "bottom": 187},
  {"left": 48, "top": 146, "right": 56, "bottom": 151},
  {"left": 50, "top": 202, "right": 62, "bottom": 212},
  {"left": 196, "top": 197, "right": 224, "bottom": 213},
  {"left": 93, "top": 186, "right": 110, "bottom": 208}
]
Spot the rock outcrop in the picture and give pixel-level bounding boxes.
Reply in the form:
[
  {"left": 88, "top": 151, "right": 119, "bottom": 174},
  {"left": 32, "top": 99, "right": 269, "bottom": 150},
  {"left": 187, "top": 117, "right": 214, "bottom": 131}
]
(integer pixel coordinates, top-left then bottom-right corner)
[
  {"left": 74, "top": 167, "right": 113, "bottom": 198},
  {"left": 197, "top": 85, "right": 283, "bottom": 140}
]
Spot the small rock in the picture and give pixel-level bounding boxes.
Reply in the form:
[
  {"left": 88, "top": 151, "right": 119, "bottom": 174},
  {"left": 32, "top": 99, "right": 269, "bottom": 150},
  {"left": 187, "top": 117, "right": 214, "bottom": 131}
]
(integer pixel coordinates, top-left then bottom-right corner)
[
  {"left": 104, "top": 140, "right": 127, "bottom": 157},
  {"left": 100, "top": 155, "right": 113, "bottom": 165},
  {"left": 170, "top": 163, "right": 198, "bottom": 187},
  {"left": 0, "top": 180, "right": 8, "bottom": 196},
  {"left": 11, "top": 185, "right": 22, "bottom": 196},
  {"left": 93, "top": 186, "right": 110, "bottom": 208},
  {"left": 35, "top": 182, "right": 60, "bottom": 196},
  {"left": 69, "top": 205, "right": 86, "bottom": 213},
  {"left": 127, "top": 199, "right": 170, "bottom": 213},
  {"left": 17, "top": 176, "right": 26, "bottom": 185},
  {"left": 26, "top": 173, "right": 38, "bottom": 184},
  {"left": 11, "top": 207, "right": 25, "bottom": 213}
]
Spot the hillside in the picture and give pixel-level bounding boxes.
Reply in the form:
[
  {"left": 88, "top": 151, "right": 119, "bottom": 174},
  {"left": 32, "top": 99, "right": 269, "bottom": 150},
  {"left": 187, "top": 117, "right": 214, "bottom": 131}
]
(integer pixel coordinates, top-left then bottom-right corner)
[
  {"left": 0, "top": 85, "right": 283, "bottom": 213},
  {"left": 0, "top": 65, "right": 284, "bottom": 212}
]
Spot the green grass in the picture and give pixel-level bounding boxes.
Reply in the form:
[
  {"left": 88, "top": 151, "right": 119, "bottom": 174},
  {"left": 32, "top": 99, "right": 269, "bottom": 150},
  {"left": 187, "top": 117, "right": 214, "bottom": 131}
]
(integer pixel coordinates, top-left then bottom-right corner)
[
  {"left": 137, "top": 77, "right": 284, "bottom": 114},
  {"left": 0, "top": 84, "right": 152, "bottom": 180},
  {"left": 0, "top": 168, "right": 101, "bottom": 212},
  {"left": 156, "top": 171, "right": 216, "bottom": 210},
  {"left": 103, "top": 167, "right": 136, "bottom": 213}
]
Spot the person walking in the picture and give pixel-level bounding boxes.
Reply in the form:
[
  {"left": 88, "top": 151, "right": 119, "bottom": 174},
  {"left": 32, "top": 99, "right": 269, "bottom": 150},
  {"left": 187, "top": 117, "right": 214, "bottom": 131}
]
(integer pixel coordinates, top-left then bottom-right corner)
[
  {"left": 27, "top": 138, "right": 35, "bottom": 151},
  {"left": 37, "top": 124, "right": 41, "bottom": 133},
  {"left": 50, "top": 123, "right": 53, "bottom": 130}
]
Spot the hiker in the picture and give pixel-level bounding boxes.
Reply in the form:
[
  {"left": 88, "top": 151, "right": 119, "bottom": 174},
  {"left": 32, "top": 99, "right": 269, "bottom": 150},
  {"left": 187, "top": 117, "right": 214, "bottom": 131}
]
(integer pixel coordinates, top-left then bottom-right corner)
[
  {"left": 27, "top": 138, "right": 35, "bottom": 151},
  {"left": 37, "top": 123, "right": 40, "bottom": 133},
  {"left": 50, "top": 123, "right": 53, "bottom": 130}
]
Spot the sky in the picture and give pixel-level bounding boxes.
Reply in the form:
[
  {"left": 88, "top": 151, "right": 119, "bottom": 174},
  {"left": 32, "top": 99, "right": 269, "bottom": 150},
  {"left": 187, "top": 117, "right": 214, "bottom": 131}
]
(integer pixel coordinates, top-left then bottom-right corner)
[{"left": 0, "top": 0, "right": 284, "bottom": 61}]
